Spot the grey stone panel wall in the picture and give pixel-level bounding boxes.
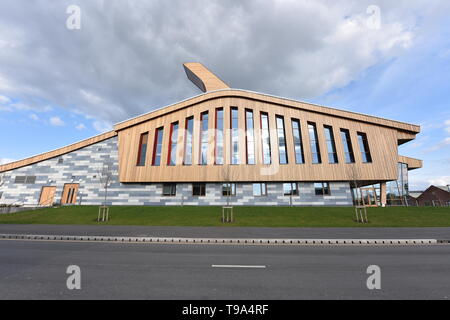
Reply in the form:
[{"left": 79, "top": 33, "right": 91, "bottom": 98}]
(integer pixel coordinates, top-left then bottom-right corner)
[{"left": 0, "top": 136, "right": 353, "bottom": 206}]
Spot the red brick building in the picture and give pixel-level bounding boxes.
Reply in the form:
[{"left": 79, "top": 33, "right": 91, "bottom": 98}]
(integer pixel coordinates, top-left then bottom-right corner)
[{"left": 416, "top": 185, "right": 450, "bottom": 206}]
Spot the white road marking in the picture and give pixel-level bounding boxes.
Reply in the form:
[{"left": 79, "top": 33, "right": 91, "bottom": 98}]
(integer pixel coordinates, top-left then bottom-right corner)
[{"left": 211, "top": 264, "right": 266, "bottom": 269}]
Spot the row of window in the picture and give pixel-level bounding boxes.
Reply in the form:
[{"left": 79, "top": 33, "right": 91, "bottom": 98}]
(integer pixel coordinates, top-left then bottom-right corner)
[
  {"left": 136, "top": 108, "right": 372, "bottom": 166},
  {"left": 162, "top": 182, "right": 331, "bottom": 197}
]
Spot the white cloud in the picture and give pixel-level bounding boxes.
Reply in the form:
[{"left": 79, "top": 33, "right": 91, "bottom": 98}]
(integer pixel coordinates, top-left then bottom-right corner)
[
  {"left": 0, "top": 158, "right": 15, "bottom": 165},
  {"left": 0, "top": 94, "right": 11, "bottom": 104},
  {"left": 49, "top": 116, "right": 65, "bottom": 126},
  {"left": 29, "top": 113, "right": 39, "bottom": 121},
  {"left": 0, "top": 1, "right": 447, "bottom": 124},
  {"left": 93, "top": 120, "right": 112, "bottom": 133},
  {"left": 75, "top": 123, "right": 86, "bottom": 130}
]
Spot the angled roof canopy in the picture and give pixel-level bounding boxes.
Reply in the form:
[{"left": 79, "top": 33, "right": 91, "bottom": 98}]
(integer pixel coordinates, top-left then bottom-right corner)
[{"left": 183, "top": 62, "right": 229, "bottom": 92}]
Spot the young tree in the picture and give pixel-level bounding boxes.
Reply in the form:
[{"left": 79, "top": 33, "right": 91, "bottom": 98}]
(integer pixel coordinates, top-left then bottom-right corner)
[{"left": 98, "top": 162, "right": 115, "bottom": 206}]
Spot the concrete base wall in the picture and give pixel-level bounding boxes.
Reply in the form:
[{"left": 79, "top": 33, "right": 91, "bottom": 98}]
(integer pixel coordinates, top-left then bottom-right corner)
[{"left": 0, "top": 137, "right": 353, "bottom": 207}]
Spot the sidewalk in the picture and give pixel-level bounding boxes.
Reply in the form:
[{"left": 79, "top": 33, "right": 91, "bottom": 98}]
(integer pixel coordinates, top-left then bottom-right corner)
[{"left": 0, "top": 224, "right": 449, "bottom": 239}]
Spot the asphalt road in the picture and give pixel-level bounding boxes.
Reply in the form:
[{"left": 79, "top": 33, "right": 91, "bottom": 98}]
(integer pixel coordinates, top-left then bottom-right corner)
[{"left": 0, "top": 240, "right": 449, "bottom": 299}]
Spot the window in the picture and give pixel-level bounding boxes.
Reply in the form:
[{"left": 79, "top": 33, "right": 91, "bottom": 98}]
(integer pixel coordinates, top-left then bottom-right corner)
[
  {"left": 253, "top": 183, "right": 267, "bottom": 196},
  {"left": 357, "top": 132, "right": 372, "bottom": 163},
  {"left": 0, "top": 191, "right": 3, "bottom": 199},
  {"left": 14, "top": 176, "right": 36, "bottom": 184},
  {"left": 276, "top": 116, "right": 288, "bottom": 164},
  {"left": 167, "top": 122, "right": 179, "bottom": 166},
  {"left": 324, "top": 126, "right": 338, "bottom": 164},
  {"left": 308, "top": 122, "right": 321, "bottom": 164},
  {"left": 57, "top": 157, "right": 64, "bottom": 164},
  {"left": 314, "top": 182, "right": 330, "bottom": 195},
  {"left": 231, "top": 107, "right": 239, "bottom": 164},
  {"left": 260, "top": 112, "right": 272, "bottom": 164},
  {"left": 215, "top": 108, "right": 224, "bottom": 165},
  {"left": 245, "top": 109, "right": 256, "bottom": 164},
  {"left": 222, "top": 183, "right": 236, "bottom": 196},
  {"left": 192, "top": 183, "right": 206, "bottom": 196},
  {"left": 162, "top": 183, "right": 176, "bottom": 196},
  {"left": 291, "top": 119, "right": 305, "bottom": 164},
  {"left": 283, "top": 183, "right": 298, "bottom": 196},
  {"left": 184, "top": 117, "right": 194, "bottom": 165},
  {"left": 136, "top": 132, "right": 149, "bottom": 166},
  {"left": 200, "top": 112, "right": 209, "bottom": 165},
  {"left": 340, "top": 129, "right": 355, "bottom": 163},
  {"left": 152, "top": 127, "right": 164, "bottom": 166}
]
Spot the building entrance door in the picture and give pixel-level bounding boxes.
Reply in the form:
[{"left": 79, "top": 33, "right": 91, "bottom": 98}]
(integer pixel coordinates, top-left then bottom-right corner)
[
  {"left": 39, "top": 186, "right": 56, "bottom": 206},
  {"left": 61, "top": 183, "right": 79, "bottom": 205},
  {"left": 360, "top": 187, "right": 378, "bottom": 207}
]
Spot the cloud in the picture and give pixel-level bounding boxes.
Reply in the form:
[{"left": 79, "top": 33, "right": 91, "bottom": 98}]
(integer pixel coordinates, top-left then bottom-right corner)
[
  {"left": 93, "top": 120, "right": 112, "bottom": 133},
  {"left": 75, "top": 123, "right": 86, "bottom": 130},
  {"left": 49, "top": 116, "right": 65, "bottom": 126},
  {"left": 29, "top": 113, "right": 39, "bottom": 121},
  {"left": 0, "top": 0, "right": 447, "bottom": 124},
  {"left": 0, "top": 158, "right": 15, "bottom": 165},
  {"left": 0, "top": 94, "right": 10, "bottom": 104},
  {"left": 445, "top": 119, "right": 450, "bottom": 134}
]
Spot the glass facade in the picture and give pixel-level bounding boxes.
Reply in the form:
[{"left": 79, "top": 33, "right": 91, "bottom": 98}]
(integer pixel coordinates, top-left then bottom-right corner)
[
  {"left": 168, "top": 122, "right": 178, "bottom": 166},
  {"left": 283, "top": 183, "right": 298, "bottom": 196},
  {"left": 386, "top": 162, "right": 409, "bottom": 201},
  {"left": 276, "top": 116, "right": 288, "bottom": 164},
  {"left": 215, "top": 108, "right": 224, "bottom": 165},
  {"left": 291, "top": 119, "right": 304, "bottom": 164},
  {"left": 136, "top": 132, "right": 148, "bottom": 166},
  {"left": 152, "top": 127, "right": 164, "bottom": 166},
  {"left": 230, "top": 108, "right": 239, "bottom": 164},
  {"left": 324, "top": 126, "right": 338, "bottom": 164},
  {"left": 261, "top": 112, "right": 272, "bottom": 164},
  {"left": 340, "top": 129, "right": 355, "bottom": 163},
  {"left": 200, "top": 112, "right": 209, "bottom": 165},
  {"left": 357, "top": 132, "right": 372, "bottom": 163},
  {"left": 308, "top": 122, "right": 321, "bottom": 164},
  {"left": 245, "top": 109, "right": 255, "bottom": 165},
  {"left": 253, "top": 183, "right": 267, "bottom": 196},
  {"left": 183, "top": 117, "right": 194, "bottom": 165}
]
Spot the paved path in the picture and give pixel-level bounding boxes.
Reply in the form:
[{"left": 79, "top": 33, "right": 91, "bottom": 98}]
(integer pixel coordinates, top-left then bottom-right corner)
[
  {"left": 0, "top": 224, "right": 449, "bottom": 239},
  {"left": 0, "top": 240, "right": 449, "bottom": 299}
]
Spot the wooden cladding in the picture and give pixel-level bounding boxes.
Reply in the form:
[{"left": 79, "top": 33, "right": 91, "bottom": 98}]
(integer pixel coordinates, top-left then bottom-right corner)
[{"left": 118, "top": 96, "right": 402, "bottom": 183}]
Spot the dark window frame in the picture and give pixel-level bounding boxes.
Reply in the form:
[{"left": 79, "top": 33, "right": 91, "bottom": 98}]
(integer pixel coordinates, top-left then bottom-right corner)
[
  {"left": 192, "top": 183, "right": 206, "bottom": 197},
  {"left": 283, "top": 182, "right": 299, "bottom": 196},
  {"left": 357, "top": 132, "right": 372, "bottom": 163},
  {"left": 314, "top": 182, "right": 331, "bottom": 196},
  {"left": 136, "top": 131, "right": 149, "bottom": 166},
  {"left": 222, "top": 183, "right": 236, "bottom": 197},
  {"left": 162, "top": 183, "right": 177, "bottom": 196}
]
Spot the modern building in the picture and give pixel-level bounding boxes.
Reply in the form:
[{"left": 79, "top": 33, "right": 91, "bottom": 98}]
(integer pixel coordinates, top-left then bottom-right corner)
[{"left": 0, "top": 63, "right": 423, "bottom": 207}]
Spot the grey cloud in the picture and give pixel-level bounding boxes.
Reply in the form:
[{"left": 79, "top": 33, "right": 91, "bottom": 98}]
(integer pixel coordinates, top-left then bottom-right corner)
[{"left": 0, "top": 0, "right": 448, "bottom": 124}]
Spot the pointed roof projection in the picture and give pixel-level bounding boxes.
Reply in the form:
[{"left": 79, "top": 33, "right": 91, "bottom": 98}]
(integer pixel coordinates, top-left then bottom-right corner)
[{"left": 183, "top": 62, "right": 230, "bottom": 92}]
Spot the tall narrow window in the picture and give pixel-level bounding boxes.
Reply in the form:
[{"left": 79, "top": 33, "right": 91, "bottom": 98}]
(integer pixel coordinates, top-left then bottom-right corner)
[
  {"left": 357, "top": 132, "right": 372, "bottom": 163},
  {"left": 200, "top": 112, "right": 209, "bottom": 165},
  {"left": 245, "top": 109, "right": 255, "bottom": 164},
  {"left": 340, "top": 129, "right": 355, "bottom": 163},
  {"left": 291, "top": 119, "right": 304, "bottom": 164},
  {"left": 231, "top": 107, "right": 239, "bottom": 164},
  {"left": 324, "top": 126, "right": 338, "bottom": 164},
  {"left": 152, "top": 127, "right": 164, "bottom": 166},
  {"left": 260, "top": 112, "right": 272, "bottom": 164},
  {"left": 283, "top": 183, "right": 298, "bottom": 196},
  {"left": 308, "top": 122, "right": 321, "bottom": 164},
  {"left": 276, "top": 115, "right": 288, "bottom": 164},
  {"left": 183, "top": 117, "right": 194, "bottom": 165},
  {"left": 253, "top": 183, "right": 267, "bottom": 196},
  {"left": 136, "top": 132, "right": 149, "bottom": 166},
  {"left": 215, "top": 108, "right": 224, "bottom": 165},
  {"left": 167, "top": 122, "right": 178, "bottom": 166}
]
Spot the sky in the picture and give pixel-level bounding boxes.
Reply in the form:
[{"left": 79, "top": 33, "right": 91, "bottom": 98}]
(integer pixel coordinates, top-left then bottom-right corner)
[{"left": 0, "top": 0, "right": 449, "bottom": 190}]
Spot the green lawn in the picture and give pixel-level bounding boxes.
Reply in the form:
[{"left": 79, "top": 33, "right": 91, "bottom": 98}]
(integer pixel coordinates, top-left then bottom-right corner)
[{"left": 0, "top": 206, "right": 449, "bottom": 227}]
